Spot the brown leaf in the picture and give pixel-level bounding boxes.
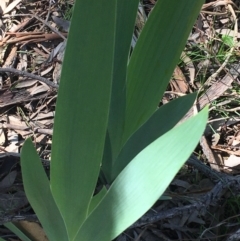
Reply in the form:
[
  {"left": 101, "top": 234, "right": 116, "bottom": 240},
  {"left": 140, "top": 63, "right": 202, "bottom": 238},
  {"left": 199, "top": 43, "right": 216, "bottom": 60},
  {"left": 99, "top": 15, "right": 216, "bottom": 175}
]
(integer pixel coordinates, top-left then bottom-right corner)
[
  {"left": 14, "top": 221, "right": 48, "bottom": 241},
  {"left": 170, "top": 66, "right": 188, "bottom": 93}
]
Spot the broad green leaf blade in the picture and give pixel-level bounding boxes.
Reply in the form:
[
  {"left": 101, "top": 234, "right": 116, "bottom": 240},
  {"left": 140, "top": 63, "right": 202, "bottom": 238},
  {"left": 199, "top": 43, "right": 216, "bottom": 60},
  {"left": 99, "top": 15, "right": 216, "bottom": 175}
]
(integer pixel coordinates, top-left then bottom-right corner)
[
  {"left": 51, "top": 0, "right": 115, "bottom": 238},
  {"left": 20, "top": 139, "right": 68, "bottom": 241},
  {"left": 74, "top": 107, "right": 208, "bottom": 241},
  {"left": 106, "top": 0, "right": 139, "bottom": 161},
  {"left": 88, "top": 187, "right": 107, "bottom": 215},
  {"left": 0, "top": 238, "right": 6, "bottom": 241},
  {"left": 110, "top": 93, "right": 197, "bottom": 182},
  {"left": 4, "top": 223, "right": 32, "bottom": 241},
  {"left": 124, "top": 0, "right": 204, "bottom": 142}
]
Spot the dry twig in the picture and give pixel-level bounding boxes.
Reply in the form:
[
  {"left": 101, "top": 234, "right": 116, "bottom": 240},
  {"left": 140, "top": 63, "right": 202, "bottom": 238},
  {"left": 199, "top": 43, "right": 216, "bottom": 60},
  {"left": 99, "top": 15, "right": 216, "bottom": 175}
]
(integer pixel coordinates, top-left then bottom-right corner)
[{"left": 0, "top": 67, "right": 59, "bottom": 88}]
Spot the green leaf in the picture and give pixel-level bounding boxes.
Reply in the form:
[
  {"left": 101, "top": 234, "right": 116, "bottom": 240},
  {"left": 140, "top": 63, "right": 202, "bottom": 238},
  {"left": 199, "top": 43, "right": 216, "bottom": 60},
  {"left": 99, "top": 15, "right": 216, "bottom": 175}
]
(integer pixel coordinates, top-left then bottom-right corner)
[
  {"left": 4, "top": 223, "right": 32, "bottom": 241},
  {"left": 101, "top": 0, "right": 140, "bottom": 184},
  {"left": 222, "top": 35, "right": 234, "bottom": 47},
  {"left": 101, "top": 131, "right": 113, "bottom": 184},
  {"left": 50, "top": 0, "right": 118, "bottom": 238},
  {"left": 20, "top": 139, "right": 68, "bottom": 241},
  {"left": 123, "top": 0, "right": 205, "bottom": 142},
  {"left": 106, "top": 0, "right": 139, "bottom": 161},
  {"left": 110, "top": 93, "right": 197, "bottom": 182},
  {"left": 88, "top": 186, "right": 107, "bottom": 215},
  {"left": 74, "top": 107, "right": 208, "bottom": 241}
]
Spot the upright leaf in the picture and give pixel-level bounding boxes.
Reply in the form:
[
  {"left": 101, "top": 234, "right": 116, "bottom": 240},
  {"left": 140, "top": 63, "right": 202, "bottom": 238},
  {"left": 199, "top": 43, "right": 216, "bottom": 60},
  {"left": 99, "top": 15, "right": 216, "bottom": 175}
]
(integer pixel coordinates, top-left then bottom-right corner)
[
  {"left": 106, "top": 0, "right": 139, "bottom": 161},
  {"left": 50, "top": 0, "right": 116, "bottom": 238},
  {"left": 20, "top": 139, "right": 68, "bottom": 241},
  {"left": 75, "top": 108, "right": 208, "bottom": 241},
  {"left": 123, "top": 0, "right": 204, "bottom": 142}
]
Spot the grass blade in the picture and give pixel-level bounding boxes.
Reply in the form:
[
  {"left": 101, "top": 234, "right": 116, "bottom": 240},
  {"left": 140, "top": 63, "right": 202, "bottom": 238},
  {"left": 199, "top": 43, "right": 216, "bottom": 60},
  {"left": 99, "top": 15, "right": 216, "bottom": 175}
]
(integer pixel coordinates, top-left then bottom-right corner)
[{"left": 4, "top": 223, "right": 32, "bottom": 241}]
